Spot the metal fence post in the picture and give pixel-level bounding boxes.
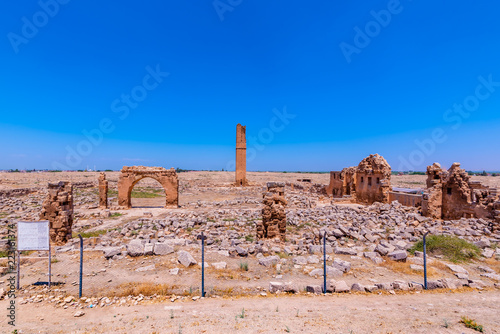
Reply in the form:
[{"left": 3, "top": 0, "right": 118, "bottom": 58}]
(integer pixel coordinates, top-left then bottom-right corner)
[
  {"left": 423, "top": 231, "right": 429, "bottom": 290},
  {"left": 78, "top": 234, "right": 83, "bottom": 298},
  {"left": 323, "top": 232, "right": 326, "bottom": 294},
  {"left": 16, "top": 251, "right": 20, "bottom": 290},
  {"left": 201, "top": 231, "right": 205, "bottom": 297},
  {"left": 48, "top": 244, "right": 51, "bottom": 288}
]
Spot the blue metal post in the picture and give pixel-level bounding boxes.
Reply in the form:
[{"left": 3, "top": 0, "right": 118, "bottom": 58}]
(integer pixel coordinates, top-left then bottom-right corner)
[
  {"left": 201, "top": 232, "right": 205, "bottom": 297},
  {"left": 323, "top": 232, "right": 326, "bottom": 294},
  {"left": 78, "top": 234, "right": 83, "bottom": 298},
  {"left": 423, "top": 231, "right": 429, "bottom": 290}
]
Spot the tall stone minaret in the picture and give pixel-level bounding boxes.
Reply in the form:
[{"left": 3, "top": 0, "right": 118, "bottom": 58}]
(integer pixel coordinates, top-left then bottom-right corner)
[{"left": 235, "top": 124, "right": 247, "bottom": 186}]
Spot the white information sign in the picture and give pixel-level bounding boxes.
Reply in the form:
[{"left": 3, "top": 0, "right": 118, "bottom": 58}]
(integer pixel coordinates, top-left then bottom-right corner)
[{"left": 17, "top": 221, "right": 50, "bottom": 251}]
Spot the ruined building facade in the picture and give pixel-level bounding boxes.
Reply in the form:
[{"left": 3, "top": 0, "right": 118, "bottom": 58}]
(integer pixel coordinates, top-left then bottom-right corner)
[
  {"left": 259, "top": 182, "right": 287, "bottom": 242},
  {"left": 422, "top": 162, "right": 500, "bottom": 221},
  {"left": 326, "top": 154, "right": 391, "bottom": 205},
  {"left": 39, "top": 181, "right": 74, "bottom": 245},
  {"left": 235, "top": 123, "right": 247, "bottom": 186}
]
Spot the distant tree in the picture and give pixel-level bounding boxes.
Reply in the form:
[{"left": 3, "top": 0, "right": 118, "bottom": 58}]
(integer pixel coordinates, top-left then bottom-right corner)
[{"left": 481, "top": 170, "right": 488, "bottom": 176}]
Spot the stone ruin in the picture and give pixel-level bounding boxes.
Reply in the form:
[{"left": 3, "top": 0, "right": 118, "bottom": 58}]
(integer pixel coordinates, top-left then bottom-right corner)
[
  {"left": 98, "top": 172, "right": 108, "bottom": 209},
  {"left": 39, "top": 181, "right": 73, "bottom": 245},
  {"left": 356, "top": 154, "right": 392, "bottom": 204},
  {"left": 117, "top": 166, "right": 179, "bottom": 209},
  {"left": 258, "top": 182, "right": 287, "bottom": 242},
  {"left": 326, "top": 155, "right": 499, "bottom": 226},
  {"left": 326, "top": 154, "right": 391, "bottom": 205},
  {"left": 235, "top": 123, "right": 247, "bottom": 186},
  {"left": 422, "top": 162, "right": 500, "bottom": 222}
]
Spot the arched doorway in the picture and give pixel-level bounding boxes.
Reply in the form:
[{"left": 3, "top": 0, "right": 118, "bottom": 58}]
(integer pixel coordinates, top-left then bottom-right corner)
[
  {"left": 117, "top": 166, "right": 179, "bottom": 208},
  {"left": 129, "top": 177, "right": 166, "bottom": 208}
]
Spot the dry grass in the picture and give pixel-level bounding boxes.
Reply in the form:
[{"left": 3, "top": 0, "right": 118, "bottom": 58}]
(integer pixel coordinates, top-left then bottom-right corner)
[
  {"left": 380, "top": 259, "right": 438, "bottom": 277},
  {"left": 482, "top": 258, "right": 500, "bottom": 273},
  {"left": 106, "top": 282, "right": 175, "bottom": 297},
  {"left": 429, "top": 260, "right": 449, "bottom": 272},
  {"left": 207, "top": 267, "right": 241, "bottom": 280}
]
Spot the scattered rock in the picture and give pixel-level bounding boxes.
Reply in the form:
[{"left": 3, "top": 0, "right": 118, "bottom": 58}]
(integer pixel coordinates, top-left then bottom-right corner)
[
  {"left": 212, "top": 262, "right": 227, "bottom": 270},
  {"left": 73, "top": 311, "right": 85, "bottom": 317},
  {"left": 387, "top": 250, "right": 407, "bottom": 262},
  {"left": 153, "top": 243, "right": 174, "bottom": 255},
  {"left": 136, "top": 264, "right": 155, "bottom": 272},
  {"left": 335, "top": 280, "right": 350, "bottom": 293},
  {"left": 177, "top": 251, "right": 197, "bottom": 267},
  {"left": 259, "top": 255, "right": 280, "bottom": 267},
  {"left": 126, "top": 240, "right": 145, "bottom": 257},
  {"left": 306, "top": 285, "right": 323, "bottom": 294}
]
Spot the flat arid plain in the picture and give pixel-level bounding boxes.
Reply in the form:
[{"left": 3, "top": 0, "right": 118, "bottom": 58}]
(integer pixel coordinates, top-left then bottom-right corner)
[{"left": 1, "top": 171, "right": 499, "bottom": 333}]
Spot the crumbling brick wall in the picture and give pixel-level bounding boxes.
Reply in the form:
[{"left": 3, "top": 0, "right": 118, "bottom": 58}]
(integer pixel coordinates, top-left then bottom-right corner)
[
  {"left": 259, "top": 182, "right": 287, "bottom": 242},
  {"left": 98, "top": 172, "right": 108, "bottom": 209},
  {"left": 39, "top": 181, "right": 73, "bottom": 245}
]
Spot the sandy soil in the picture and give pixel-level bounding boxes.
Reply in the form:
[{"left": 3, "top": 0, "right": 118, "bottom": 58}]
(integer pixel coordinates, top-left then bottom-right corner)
[{"left": 2, "top": 290, "right": 498, "bottom": 333}]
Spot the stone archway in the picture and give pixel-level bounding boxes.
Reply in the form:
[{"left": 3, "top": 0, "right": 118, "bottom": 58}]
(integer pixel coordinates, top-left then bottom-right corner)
[{"left": 117, "top": 166, "right": 178, "bottom": 208}]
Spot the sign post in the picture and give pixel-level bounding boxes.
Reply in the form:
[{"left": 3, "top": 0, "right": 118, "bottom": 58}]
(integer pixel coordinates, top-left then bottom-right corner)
[{"left": 17, "top": 221, "right": 51, "bottom": 289}]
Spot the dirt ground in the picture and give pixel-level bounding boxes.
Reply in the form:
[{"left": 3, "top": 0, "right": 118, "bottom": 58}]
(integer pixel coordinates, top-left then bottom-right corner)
[
  {"left": 1, "top": 171, "right": 500, "bottom": 333},
  {"left": 1, "top": 290, "right": 498, "bottom": 334}
]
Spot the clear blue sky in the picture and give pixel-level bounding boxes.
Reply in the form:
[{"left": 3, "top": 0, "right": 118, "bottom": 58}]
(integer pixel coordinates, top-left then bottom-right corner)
[{"left": 1, "top": 1, "right": 499, "bottom": 171}]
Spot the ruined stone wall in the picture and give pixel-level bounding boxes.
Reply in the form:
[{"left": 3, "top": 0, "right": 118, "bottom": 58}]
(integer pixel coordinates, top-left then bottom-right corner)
[
  {"left": 235, "top": 124, "right": 247, "bottom": 186},
  {"left": 422, "top": 185, "right": 443, "bottom": 219},
  {"left": 422, "top": 162, "right": 500, "bottom": 221},
  {"left": 422, "top": 163, "right": 445, "bottom": 219},
  {"left": 258, "top": 182, "right": 286, "bottom": 242},
  {"left": 0, "top": 188, "right": 36, "bottom": 198},
  {"left": 325, "top": 171, "right": 343, "bottom": 197},
  {"left": 389, "top": 192, "right": 422, "bottom": 208},
  {"left": 117, "top": 166, "right": 178, "bottom": 208},
  {"left": 441, "top": 163, "right": 473, "bottom": 219},
  {"left": 325, "top": 167, "right": 356, "bottom": 199},
  {"left": 354, "top": 154, "right": 391, "bottom": 204},
  {"left": 98, "top": 172, "right": 108, "bottom": 209},
  {"left": 343, "top": 167, "right": 356, "bottom": 197},
  {"left": 39, "top": 181, "right": 73, "bottom": 245}
]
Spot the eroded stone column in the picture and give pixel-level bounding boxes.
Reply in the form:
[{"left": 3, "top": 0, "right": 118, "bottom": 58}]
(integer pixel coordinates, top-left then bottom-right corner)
[
  {"left": 98, "top": 172, "right": 108, "bottom": 209},
  {"left": 259, "top": 182, "right": 287, "bottom": 242},
  {"left": 39, "top": 181, "right": 73, "bottom": 245}
]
